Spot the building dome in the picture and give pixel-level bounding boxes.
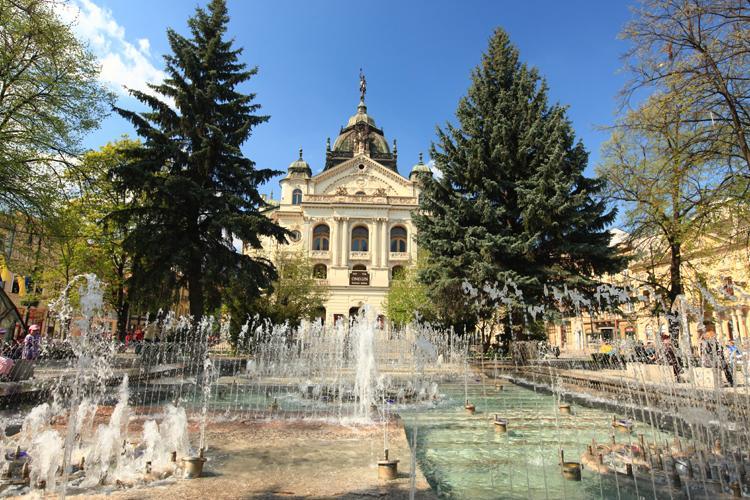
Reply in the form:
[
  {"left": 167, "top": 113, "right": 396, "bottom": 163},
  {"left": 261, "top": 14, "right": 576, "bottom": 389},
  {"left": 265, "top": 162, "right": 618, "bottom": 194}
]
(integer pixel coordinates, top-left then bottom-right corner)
[
  {"left": 287, "top": 148, "right": 312, "bottom": 177},
  {"left": 326, "top": 96, "right": 398, "bottom": 172},
  {"left": 345, "top": 100, "right": 377, "bottom": 128},
  {"left": 409, "top": 152, "right": 432, "bottom": 179}
]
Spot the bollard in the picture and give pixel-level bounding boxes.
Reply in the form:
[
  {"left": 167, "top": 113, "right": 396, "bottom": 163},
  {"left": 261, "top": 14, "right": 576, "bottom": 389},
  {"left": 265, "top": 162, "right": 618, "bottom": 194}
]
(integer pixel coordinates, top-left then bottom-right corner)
[
  {"left": 561, "top": 461, "right": 582, "bottom": 481},
  {"left": 730, "top": 482, "right": 741, "bottom": 498},
  {"left": 493, "top": 416, "right": 508, "bottom": 433},
  {"left": 377, "top": 448, "right": 399, "bottom": 480}
]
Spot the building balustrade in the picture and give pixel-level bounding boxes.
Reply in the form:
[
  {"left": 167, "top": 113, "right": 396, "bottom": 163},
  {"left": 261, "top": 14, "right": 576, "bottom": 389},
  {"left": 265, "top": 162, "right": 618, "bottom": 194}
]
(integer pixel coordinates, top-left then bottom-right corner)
[
  {"left": 311, "top": 250, "right": 330, "bottom": 259},
  {"left": 389, "top": 252, "right": 409, "bottom": 260},
  {"left": 349, "top": 251, "right": 370, "bottom": 260},
  {"left": 303, "top": 194, "right": 417, "bottom": 206}
]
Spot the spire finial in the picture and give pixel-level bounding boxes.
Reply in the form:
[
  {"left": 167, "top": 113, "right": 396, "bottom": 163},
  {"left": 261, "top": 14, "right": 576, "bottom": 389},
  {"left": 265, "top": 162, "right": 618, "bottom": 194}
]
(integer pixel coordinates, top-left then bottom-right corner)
[
  {"left": 326, "top": 137, "right": 331, "bottom": 151},
  {"left": 299, "top": 147, "right": 303, "bottom": 160},
  {"left": 359, "top": 68, "right": 367, "bottom": 102},
  {"left": 418, "top": 152, "right": 423, "bottom": 163}
]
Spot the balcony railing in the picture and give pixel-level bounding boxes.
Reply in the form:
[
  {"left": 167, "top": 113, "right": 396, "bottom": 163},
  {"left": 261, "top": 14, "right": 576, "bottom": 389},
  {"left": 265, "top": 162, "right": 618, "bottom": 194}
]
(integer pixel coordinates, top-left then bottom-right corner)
[
  {"left": 303, "top": 194, "right": 418, "bottom": 206},
  {"left": 349, "top": 251, "right": 370, "bottom": 260},
  {"left": 311, "top": 250, "right": 330, "bottom": 260},
  {"left": 389, "top": 252, "right": 409, "bottom": 260}
]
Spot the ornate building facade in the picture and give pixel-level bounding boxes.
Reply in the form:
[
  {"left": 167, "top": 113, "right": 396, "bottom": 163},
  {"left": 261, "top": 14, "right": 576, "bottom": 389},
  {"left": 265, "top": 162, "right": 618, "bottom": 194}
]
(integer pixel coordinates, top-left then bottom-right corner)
[{"left": 261, "top": 81, "right": 431, "bottom": 325}]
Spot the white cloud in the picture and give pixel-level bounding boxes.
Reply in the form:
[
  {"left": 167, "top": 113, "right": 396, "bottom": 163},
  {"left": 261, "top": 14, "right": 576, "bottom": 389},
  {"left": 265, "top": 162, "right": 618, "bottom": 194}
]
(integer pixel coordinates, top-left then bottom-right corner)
[
  {"left": 137, "top": 38, "right": 150, "bottom": 55},
  {"left": 55, "top": 0, "right": 165, "bottom": 98},
  {"left": 427, "top": 159, "right": 443, "bottom": 180}
]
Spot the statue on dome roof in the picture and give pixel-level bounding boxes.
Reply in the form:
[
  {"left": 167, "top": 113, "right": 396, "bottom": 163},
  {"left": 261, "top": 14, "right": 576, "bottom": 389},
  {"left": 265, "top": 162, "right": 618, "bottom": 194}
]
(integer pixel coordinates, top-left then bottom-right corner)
[{"left": 359, "top": 68, "right": 366, "bottom": 101}]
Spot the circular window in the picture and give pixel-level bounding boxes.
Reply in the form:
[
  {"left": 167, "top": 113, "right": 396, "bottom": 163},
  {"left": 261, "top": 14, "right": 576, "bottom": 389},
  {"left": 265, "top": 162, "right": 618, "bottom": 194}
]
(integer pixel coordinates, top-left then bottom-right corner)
[
  {"left": 290, "top": 230, "right": 301, "bottom": 242},
  {"left": 358, "top": 164, "right": 365, "bottom": 171}
]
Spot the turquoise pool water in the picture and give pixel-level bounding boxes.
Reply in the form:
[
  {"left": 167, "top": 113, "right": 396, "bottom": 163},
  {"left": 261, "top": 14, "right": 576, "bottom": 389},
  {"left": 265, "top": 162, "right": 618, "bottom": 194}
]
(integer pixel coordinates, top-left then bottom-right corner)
[{"left": 400, "top": 380, "right": 681, "bottom": 500}]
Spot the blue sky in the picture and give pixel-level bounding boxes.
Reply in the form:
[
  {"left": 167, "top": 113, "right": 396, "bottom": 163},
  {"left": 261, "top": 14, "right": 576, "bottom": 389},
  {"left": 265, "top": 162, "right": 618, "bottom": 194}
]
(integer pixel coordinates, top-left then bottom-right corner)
[{"left": 63, "top": 0, "right": 636, "bottom": 199}]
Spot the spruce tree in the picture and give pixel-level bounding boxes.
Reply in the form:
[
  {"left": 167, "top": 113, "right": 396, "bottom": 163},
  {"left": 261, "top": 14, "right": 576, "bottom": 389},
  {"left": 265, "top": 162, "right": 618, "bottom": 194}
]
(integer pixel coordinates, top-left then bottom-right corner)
[
  {"left": 113, "top": 0, "right": 287, "bottom": 323},
  {"left": 414, "top": 29, "right": 625, "bottom": 339}
]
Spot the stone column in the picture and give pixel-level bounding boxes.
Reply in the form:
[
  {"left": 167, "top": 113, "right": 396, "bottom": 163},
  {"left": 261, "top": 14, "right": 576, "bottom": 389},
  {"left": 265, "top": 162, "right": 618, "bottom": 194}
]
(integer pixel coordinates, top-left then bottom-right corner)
[
  {"left": 331, "top": 217, "right": 339, "bottom": 266},
  {"left": 381, "top": 219, "right": 389, "bottom": 268},
  {"left": 732, "top": 309, "right": 745, "bottom": 342},
  {"left": 303, "top": 216, "right": 311, "bottom": 252},
  {"left": 383, "top": 219, "right": 389, "bottom": 267},
  {"left": 371, "top": 219, "right": 379, "bottom": 268},
  {"left": 341, "top": 218, "right": 349, "bottom": 268}
]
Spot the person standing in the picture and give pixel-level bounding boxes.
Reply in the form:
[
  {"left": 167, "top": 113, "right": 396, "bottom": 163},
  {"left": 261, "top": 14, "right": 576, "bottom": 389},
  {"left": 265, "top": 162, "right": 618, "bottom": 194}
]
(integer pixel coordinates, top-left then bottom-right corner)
[
  {"left": 22, "top": 325, "right": 41, "bottom": 361},
  {"left": 661, "top": 334, "right": 682, "bottom": 381},
  {"left": 726, "top": 340, "right": 742, "bottom": 385},
  {"left": 702, "top": 333, "right": 734, "bottom": 387}
]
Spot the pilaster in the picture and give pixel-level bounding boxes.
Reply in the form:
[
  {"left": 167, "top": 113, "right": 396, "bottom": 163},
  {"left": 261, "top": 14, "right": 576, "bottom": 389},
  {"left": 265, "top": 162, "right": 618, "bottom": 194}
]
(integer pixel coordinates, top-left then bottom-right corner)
[{"left": 341, "top": 217, "right": 350, "bottom": 267}]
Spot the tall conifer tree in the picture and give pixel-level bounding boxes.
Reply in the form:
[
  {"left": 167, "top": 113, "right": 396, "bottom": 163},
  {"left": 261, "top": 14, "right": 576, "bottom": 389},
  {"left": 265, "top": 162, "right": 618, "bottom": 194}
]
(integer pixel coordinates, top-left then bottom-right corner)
[
  {"left": 113, "top": 0, "right": 287, "bottom": 322},
  {"left": 414, "top": 29, "right": 625, "bottom": 336}
]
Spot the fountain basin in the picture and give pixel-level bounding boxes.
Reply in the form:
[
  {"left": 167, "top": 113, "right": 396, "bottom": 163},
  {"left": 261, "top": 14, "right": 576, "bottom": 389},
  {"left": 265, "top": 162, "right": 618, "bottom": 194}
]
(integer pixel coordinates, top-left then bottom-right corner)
[{"left": 181, "top": 456, "right": 207, "bottom": 479}]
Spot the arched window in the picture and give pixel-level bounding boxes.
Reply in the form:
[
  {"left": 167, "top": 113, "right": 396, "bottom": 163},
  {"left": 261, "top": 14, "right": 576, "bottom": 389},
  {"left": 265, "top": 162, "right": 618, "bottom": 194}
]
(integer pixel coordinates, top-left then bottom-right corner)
[
  {"left": 391, "top": 266, "right": 405, "bottom": 280},
  {"left": 313, "top": 224, "right": 329, "bottom": 251},
  {"left": 313, "top": 264, "right": 327, "bottom": 279},
  {"left": 353, "top": 264, "right": 367, "bottom": 271},
  {"left": 351, "top": 226, "right": 369, "bottom": 251},
  {"left": 355, "top": 191, "right": 366, "bottom": 196},
  {"left": 292, "top": 188, "right": 302, "bottom": 205},
  {"left": 390, "top": 226, "right": 407, "bottom": 253}
]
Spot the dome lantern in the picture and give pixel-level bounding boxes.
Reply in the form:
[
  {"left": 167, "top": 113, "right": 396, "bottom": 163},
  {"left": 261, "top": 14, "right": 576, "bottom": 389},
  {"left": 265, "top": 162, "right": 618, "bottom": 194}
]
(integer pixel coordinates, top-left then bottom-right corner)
[
  {"left": 409, "top": 152, "right": 432, "bottom": 181},
  {"left": 287, "top": 147, "right": 312, "bottom": 178}
]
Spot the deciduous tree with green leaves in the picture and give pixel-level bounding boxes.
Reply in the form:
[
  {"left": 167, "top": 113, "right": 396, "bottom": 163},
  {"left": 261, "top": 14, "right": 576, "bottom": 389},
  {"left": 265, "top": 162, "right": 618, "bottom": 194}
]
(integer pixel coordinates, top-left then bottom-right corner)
[
  {"left": 414, "top": 29, "right": 625, "bottom": 348},
  {"left": 623, "top": 0, "right": 750, "bottom": 182},
  {"left": 113, "top": 0, "right": 287, "bottom": 326},
  {"left": 69, "top": 139, "right": 140, "bottom": 340},
  {"left": 384, "top": 252, "right": 436, "bottom": 328},
  {"left": 246, "top": 250, "right": 328, "bottom": 329},
  {"left": 599, "top": 89, "right": 728, "bottom": 339},
  {"left": 0, "top": 0, "right": 112, "bottom": 219}
]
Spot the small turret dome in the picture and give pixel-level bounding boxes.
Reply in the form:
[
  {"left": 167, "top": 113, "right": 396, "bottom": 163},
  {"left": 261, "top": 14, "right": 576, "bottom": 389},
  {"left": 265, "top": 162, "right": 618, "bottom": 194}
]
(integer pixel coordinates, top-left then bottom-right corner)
[
  {"left": 409, "top": 152, "right": 432, "bottom": 179},
  {"left": 288, "top": 148, "right": 312, "bottom": 177}
]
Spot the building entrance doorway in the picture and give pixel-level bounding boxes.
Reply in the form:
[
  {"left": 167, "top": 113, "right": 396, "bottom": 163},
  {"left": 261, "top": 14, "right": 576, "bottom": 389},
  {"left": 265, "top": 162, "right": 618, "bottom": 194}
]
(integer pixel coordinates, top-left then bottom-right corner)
[{"left": 349, "top": 306, "right": 362, "bottom": 324}]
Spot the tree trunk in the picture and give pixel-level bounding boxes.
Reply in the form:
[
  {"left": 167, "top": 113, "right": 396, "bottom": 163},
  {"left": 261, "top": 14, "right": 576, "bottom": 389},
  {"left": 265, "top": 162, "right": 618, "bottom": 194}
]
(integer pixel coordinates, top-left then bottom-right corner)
[
  {"left": 114, "top": 260, "right": 129, "bottom": 342},
  {"left": 667, "top": 240, "right": 683, "bottom": 343},
  {"left": 116, "top": 298, "right": 129, "bottom": 342},
  {"left": 187, "top": 253, "right": 204, "bottom": 331}
]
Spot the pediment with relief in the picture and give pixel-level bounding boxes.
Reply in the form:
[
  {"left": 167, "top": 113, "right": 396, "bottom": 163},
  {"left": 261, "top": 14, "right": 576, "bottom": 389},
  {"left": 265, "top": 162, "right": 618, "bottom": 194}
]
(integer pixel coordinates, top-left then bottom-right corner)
[{"left": 312, "top": 155, "right": 411, "bottom": 196}]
